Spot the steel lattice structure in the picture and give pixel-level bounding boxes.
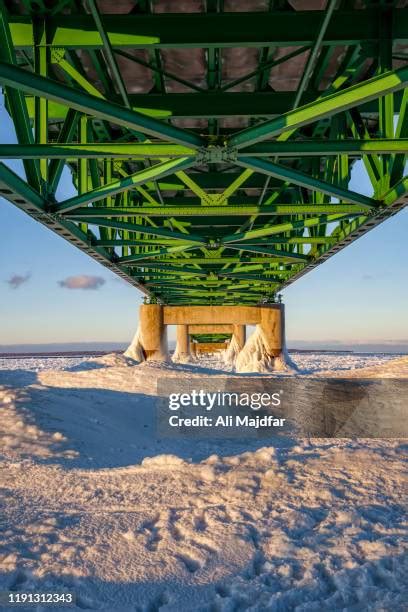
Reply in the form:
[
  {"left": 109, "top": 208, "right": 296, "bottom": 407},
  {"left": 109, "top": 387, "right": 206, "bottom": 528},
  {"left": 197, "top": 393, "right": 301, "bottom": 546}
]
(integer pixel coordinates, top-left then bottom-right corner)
[{"left": 0, "top": 0, "right": 407, "bottom": 305}]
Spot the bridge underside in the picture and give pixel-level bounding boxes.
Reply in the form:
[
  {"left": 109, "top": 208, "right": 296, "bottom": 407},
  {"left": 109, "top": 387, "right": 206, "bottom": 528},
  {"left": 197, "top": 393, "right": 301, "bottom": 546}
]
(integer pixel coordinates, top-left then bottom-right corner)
[{"left": 0, "top": 1, "right": 407, "bottom": 306}]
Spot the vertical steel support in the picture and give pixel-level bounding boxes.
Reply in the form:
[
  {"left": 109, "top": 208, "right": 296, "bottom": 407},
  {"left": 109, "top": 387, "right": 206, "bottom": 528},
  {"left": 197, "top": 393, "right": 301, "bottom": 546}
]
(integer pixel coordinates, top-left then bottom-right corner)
[
  {"left": 379, "top": 7, "right": 394, "bottom": 193},
  {"left": 34, "top": 19, "right": 48, "bottom": 185},
  {"left": 78, "top": 115, "right": 88, "bottom": 234}
]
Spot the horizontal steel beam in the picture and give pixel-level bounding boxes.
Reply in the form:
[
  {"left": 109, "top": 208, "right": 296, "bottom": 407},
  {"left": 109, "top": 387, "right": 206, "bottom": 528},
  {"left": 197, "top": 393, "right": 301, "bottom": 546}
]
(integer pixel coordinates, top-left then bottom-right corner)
[
  {"left": 122, "top": 256, "right": 305, "bottom": 265},
  {"left": 23, "top": 92, "right": 404, "bottom": 120},
  {"left": 95, "top": 236, "right": 337, "bottom": 247},
  {"left": 240, "top": 138, "right": 408, "bottom": 157},
  {"left": 1, "top": 139, "right": 406, "bottom": 161},
  {"left": 65, "top": 203, "right": 370, "bottom": 218},
  {"left": 9, "top": 10, "right": 408, "bottom": 49},
  {"left": 77, "top": 217, "right": 206, "bottom": 243},
  {"left": 0, "top": 143, "right": 197, "bottom": 159}
]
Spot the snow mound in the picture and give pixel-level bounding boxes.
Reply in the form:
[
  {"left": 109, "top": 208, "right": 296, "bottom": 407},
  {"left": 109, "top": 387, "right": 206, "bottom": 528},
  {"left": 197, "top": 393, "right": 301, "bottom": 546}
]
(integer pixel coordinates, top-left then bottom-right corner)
[
  {"left": 141, "top": 454, "right": 188, "bottom": 469},
  {"left": 67, "top": 352, "right": 138, "bottom": 371}
]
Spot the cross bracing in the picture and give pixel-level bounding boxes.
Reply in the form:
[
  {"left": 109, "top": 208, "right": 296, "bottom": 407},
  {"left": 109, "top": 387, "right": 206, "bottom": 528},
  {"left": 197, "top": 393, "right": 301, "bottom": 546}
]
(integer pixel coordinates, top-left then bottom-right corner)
[{"left": 0, "top": 0, "right": 407, "bottom": 305}]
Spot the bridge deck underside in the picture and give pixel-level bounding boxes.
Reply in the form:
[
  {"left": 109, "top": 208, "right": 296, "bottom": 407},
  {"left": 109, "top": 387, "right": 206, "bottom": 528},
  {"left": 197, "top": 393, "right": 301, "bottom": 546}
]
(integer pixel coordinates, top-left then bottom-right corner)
[{"left": 0, "top": 0, "right": 407, "bottom": 304}]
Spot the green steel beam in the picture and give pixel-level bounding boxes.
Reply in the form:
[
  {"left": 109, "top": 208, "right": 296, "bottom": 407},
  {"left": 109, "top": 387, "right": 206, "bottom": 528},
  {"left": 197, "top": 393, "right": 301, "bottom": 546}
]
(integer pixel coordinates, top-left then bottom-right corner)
[
  {"left": 1, "top": 140, "right": 405, "bottom": 163},
  {"left": 132, "top": 257, "right": 305, "bottom": 266},
  {"left": 0, "top": 62, "right": 205, "bottom": 148},
  {"left": 119, "top": 244, "right": 198, "bottom": 263},
  {"left": 86, "top": 0, "right": 131, "bottom": 109},
  {"left": 228, "top": 66, "right": 408, "bottom": 148},
  {"left": 56, "top": 157, "right": 195, "bottom": 212},
  {"left": 64, "top": 203, "right": 370, "bottom": 218},
  {"left": 48, "top": 110, "right": 80, "bottom": 194},
  {"left": 0, "top": 143, "right": 197, "bottom": 159},
  {"left": 23, "top": 91, "right": 406, "bottom": 121},
  {"left": 235, "top": 157, "right": 377, "bottom": 208},
  {"left": 8, "top": 10, "right": 408, "bottom": 49},
  {"left": 75, "top": 217, "right": 206, "bottom": 243},
  {"left": 239, "top": 139, "right": 408, "bottom": 157},
  {"left": 123, "top": 262, "right": 209, "bottom": 276},
  {"left": 291, "top": 0, "right": 338, "bottom": 110},
  {"left": 221, "top": 213, "right": 352, "bottom": 243},
  {"left": 226, "top": 244, "right": 309, "bottom": 262},
  {"left": 94, "top": 236, "right": 337, "bottom": 247}
]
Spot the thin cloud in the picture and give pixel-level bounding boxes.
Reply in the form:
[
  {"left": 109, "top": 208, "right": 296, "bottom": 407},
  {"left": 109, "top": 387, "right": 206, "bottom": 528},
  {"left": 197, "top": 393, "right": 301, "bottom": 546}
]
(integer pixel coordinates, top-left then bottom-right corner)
[
  {"left": 6, "top": 273, "right": 31, "bottom": 289},
  {"left": 58, "top": 275, "right": 106, "bottom": 290}
]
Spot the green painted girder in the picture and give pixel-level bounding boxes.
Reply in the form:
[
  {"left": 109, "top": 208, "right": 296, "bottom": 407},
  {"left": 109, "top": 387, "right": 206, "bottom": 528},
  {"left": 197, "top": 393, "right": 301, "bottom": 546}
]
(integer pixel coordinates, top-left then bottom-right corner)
[
  {"left": 0, "top": 62, "right": 205, "bottom": 148},
  {"left": 8, "top": 10, "right": 408, "bottom": 49},
  {"left": 65, "top": 203, "right": 372, "bottom": 218},
  {"left": 74, "top": 217, "right": 206, "bottom": 244},
  {"left": 142, "top": 175, "right": 283, "bottom": 190},
  {"left": 221, "top": 213, "right": 353, "bottom": 243},
  {"left": 55, "top": 157, "right": 195, "bottom": 212},
  {"left": 126, "top": 257, "right": 304, "bottom": 266},
  {"left": 226, "top": 245, "right": 309, "bottom": 262},
  {"left": 94, "top": 236, "right": 338, "bottom": 247},
  {"left": 239, "top": 139, "right": 408, "bottom": 157},
  {"left": 235, "top": 157, "right": 377, "bottom": 208},
  {"left": 145, "top": 279, "right": 277, "bottom": 288},
  {"left": 119, "top": 244, "right": 197, "bottom": 263},
  {"left": 0, "top": 143, "right": 197, "bottom": 159},
  {"left": 23, "top": 92, "right": 405, "bottom": 121},
  {"left": 229, "top": 66, "right": 408, "bottom": 148},
  {"left": 123, "top": 262, "right": 209, "bottom": 276},
  {"left": 48, "top": 109, "right": 80, "bottom": 194}
]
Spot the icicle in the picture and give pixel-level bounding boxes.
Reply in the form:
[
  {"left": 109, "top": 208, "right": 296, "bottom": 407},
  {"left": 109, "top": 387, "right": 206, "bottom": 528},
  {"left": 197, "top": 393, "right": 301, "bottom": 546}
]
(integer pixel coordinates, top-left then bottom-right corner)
[
  {"left": 124, "top": 325, "right": 145, "bottom": 362},
  {"left": 223, "top": 334, "right": 241, "bottom": 367},
  {"left": 235, "top": 326, "right": 275, "bottom": 373}
]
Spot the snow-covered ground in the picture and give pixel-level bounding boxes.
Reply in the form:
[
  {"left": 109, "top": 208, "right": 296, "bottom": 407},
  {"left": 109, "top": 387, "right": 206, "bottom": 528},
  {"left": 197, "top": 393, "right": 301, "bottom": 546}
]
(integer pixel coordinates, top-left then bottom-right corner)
[
  {"left": 0, "top": 353, "right": 407, "bottom": 611},
  {"left": 0, "top": 350, "right": 404, "bottom": 375}
]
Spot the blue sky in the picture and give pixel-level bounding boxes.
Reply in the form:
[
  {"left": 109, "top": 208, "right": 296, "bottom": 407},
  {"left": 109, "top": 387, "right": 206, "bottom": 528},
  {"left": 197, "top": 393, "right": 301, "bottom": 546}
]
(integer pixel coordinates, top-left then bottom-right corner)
[{"left": 0, "top": 97, "right": 407, "bottom": 348}]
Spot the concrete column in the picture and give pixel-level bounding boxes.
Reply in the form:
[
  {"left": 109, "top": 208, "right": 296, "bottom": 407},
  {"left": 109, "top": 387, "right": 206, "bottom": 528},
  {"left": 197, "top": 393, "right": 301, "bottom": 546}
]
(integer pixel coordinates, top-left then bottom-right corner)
[
  {"left": 259, "top": 304, "right": 285, "bottom": 357},
  {"left": 190, "top": 341, "right": 197, "bottom": 357},
  {"left": 139, "top": 304, "right": 168, "bottom": 361},
  {"left": 176, "top": 324, "right": 190, "bottom": 360},
  {"left": 232, "top": 324, "right": 246, "bottom": 350}
]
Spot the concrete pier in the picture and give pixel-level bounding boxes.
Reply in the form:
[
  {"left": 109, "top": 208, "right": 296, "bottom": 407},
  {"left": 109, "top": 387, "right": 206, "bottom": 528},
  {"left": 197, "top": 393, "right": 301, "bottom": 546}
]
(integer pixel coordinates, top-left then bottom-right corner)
[
  {"left": 259, "top": 304, "right": 284, "bottom": 358},
  {"left": 138, "top": 303, "right": 167, "bottom": 360},
  {"left": 135, "top": 303, "right": 285, "bottom": 367},
  {"left": 232, "top": 324, "right": 246, "bottom": 351},
  {"left": 175, "top": 324, "right": 190, "bottom": 361}
]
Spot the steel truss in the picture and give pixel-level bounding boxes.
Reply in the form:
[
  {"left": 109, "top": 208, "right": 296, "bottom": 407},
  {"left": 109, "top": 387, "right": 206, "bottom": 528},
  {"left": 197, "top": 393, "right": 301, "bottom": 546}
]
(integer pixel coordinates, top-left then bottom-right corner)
[{"left": 0, "top": 0, "right": 407, "bottom": 305}]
